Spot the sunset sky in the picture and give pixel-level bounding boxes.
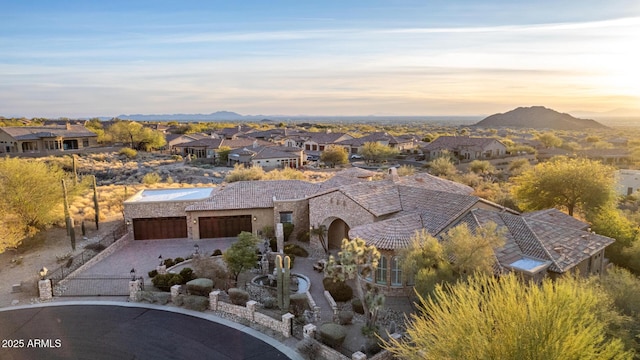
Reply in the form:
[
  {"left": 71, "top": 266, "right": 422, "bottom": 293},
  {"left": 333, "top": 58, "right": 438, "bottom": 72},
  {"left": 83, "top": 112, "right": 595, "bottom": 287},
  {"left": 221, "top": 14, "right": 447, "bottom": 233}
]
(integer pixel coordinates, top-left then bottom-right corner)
[{"left": 1, "top": 1, "right": 639, "bottom": 118}]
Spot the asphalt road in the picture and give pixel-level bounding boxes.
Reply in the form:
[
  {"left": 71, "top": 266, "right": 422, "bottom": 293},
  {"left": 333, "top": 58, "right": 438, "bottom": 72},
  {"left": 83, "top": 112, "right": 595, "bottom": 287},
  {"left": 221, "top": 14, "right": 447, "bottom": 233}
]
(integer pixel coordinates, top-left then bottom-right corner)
[{"left": 0, "top": 303, "right": 294, "bottom": 360}]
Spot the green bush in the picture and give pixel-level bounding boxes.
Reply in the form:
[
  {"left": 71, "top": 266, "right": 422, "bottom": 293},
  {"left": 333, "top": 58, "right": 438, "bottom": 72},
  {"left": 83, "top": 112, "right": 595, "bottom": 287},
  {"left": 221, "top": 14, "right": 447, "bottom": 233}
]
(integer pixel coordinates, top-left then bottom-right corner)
[
  {"left": 269, "top": 238, "right": 277, "bottom": 252},
  {"left": 174, "top": 257, "right": 185, "bottom": 264},
  {"left": 298, "top": 230, "right": 310, "bottom": 243},
  {"left": 323, "top": 278, "right": 353, "bottom": 302},
  {"left": 212, "top": 249, "right": 222, "bottom": 256},
  {"left": 228, "top": 288, "right": 249, "bottom": 306},
  {"left": 289, "top": 293, "right": 308, "bottom": 316},
  {"left": 352, "top": 298, "right": 364, "bottom": 314},
  {"left": 338, "top": 310, "right": 354, "bottom": 325},
  {"left": 139, "top": 291, "right": 171, "bottom": 305},
  {"left": 119, "top": 147, "right": 137, "bottom": 159},
  {"left": 183, "top": 295, "right": 209, "bottom": 311},
  {"left": 142, "top": 172, "right": 161, "bottom": 184},
  {"left": 262, "top": 297, "right": 277, "bottom": 309},
  {"left": 152, "top": 273, "right": 184, "bottom": 291},
  {"left": 148, "top": 269, "right": 158, "bottom": 278},
  {"left": 163, "top": 258, "right": 176, "bottom": 268},
  {"left": 319, "top": 323, "right": 347, "bottom": 348},
  {"left": 179, "top": 267, "right": 196, "bottom": 282},
  {"left": 171, "top": 154, "right": 183, "bottom": 161},
  {"left": 283, "top": 223, "right": 294, "bottom": 242},
  {"left": 186, "top": 278, "right": 213, "bottom": 296},
  {"left": 284, "top": 244, "right": 309, "bottom": 258},
  {"left": 262, "top": 226, "right": 275, "bottom": 240},
  {"left": 296, "top": 338, "right": 320, "bottom": 360}
]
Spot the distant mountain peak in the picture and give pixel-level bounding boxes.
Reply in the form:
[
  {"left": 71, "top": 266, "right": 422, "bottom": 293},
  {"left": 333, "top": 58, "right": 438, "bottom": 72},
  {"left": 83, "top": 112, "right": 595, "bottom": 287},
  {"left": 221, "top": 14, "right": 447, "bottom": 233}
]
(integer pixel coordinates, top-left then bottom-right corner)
[{"left": 474, "top": 106, "right": 608, "bottom": 130}]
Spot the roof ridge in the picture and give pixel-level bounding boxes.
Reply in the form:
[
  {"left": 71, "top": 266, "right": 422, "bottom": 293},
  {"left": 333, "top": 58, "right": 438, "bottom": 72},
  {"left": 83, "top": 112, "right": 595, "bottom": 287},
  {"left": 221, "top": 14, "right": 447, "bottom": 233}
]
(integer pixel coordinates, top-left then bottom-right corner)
[{"left": 503, "top": 212, "right": 562, "bottom": 272}]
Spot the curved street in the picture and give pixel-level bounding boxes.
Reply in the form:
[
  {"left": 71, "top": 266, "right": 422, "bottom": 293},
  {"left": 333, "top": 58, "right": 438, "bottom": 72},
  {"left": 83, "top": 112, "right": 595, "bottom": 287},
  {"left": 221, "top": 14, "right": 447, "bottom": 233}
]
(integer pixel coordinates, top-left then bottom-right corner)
[{"left": 0, "top": 302, "right": 298, "bottom": 360}]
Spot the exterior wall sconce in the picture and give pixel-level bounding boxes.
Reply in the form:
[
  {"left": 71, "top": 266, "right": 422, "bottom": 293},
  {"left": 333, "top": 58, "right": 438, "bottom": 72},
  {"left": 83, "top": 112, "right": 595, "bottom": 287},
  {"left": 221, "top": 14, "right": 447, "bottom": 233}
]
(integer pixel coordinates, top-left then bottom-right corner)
[
  {"left": 253, "top": 216, "right": 257, "bottom": 221},
  {"left": 193, "top": 218, "right": 197, "bottom": 224},
  {"left": 126, "top": 220, "right": 131, "bottom": 225}
]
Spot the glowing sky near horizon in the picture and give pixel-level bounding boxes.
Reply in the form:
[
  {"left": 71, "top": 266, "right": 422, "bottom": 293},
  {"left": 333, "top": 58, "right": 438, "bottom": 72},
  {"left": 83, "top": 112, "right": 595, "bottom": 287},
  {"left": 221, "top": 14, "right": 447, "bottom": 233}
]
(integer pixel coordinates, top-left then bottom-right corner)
[{"left": 1, "top": 1, "right": 639, "bottom": 118}]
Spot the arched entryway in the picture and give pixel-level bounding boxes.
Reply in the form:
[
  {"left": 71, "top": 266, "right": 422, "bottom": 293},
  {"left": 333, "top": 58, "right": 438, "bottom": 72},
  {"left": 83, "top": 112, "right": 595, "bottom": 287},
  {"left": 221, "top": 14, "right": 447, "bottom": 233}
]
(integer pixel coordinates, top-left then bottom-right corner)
[{"left": 328, "top": 218, "right": 350, "bottom": 250}]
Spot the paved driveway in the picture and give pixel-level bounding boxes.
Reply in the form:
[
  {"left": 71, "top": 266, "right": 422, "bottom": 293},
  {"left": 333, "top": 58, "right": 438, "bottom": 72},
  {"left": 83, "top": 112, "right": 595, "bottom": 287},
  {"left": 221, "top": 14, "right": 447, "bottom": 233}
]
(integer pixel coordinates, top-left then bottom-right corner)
[{"left": 0, "top": 302, "right": 300, "bottom": 360}]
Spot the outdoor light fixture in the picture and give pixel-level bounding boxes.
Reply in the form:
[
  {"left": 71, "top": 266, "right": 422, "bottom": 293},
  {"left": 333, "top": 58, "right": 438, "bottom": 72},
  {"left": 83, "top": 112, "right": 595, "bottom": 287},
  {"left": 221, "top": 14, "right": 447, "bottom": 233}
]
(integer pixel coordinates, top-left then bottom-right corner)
[
  {"left": 130, "top": 268, "right": 136, "bottom": 281},
  {"left": 253, "top": 216, "right": 257, "bottom": 221},
  {"left": 194, "top": 244, "right": 200, "bottom": 255},
  {"left": 193, "top": 218, "right": 197, "bottom": 224},
  {"left": 126, "top": 220, "right": 131, "bottom": 225},
  {"left": 39, "top": 267, "right": 48, "bottom": 280},
  {"left": 158, "top": 255, "right": 163, "bottom": 266}
]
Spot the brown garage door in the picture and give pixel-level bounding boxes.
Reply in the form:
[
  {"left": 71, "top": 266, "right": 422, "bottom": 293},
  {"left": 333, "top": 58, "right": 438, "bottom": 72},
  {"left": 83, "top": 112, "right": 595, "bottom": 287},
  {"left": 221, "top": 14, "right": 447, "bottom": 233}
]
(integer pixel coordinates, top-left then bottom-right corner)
[
  {"left": 133, "top": 217, "right": 187, "bottom": 240},
  {"left": 199, "top": 215, "right": 252, "bottom": 238}
]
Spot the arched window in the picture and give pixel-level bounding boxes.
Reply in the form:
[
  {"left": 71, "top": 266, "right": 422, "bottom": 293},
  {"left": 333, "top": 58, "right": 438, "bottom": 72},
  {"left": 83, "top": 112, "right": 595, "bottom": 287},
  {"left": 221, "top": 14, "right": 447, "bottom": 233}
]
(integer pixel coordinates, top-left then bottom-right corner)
[
  {"left": 391, "top": 257, "right": 402, "bottom": 286},
  {"left": 376, "top": 255, "right": 387, "bottom": 285}
]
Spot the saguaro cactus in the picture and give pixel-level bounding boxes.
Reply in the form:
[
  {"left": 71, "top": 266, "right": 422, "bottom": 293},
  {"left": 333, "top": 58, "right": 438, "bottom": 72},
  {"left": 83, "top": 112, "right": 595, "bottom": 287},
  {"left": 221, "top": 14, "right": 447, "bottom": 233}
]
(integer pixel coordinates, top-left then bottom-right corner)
[
  {"left": 276, "top": 254, "right": 292, "bottom": 311},
  {"left": 92, "top": 175, "right": 100, "bottom": 230},
  {"left": 62, "top": 179, "right": 76, "bottom": 250}
]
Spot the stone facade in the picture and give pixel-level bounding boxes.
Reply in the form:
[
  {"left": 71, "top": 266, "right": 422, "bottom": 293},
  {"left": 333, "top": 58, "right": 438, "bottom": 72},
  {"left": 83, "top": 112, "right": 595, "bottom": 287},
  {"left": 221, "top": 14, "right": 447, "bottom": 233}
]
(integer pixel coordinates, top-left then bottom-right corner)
[{"left": 273, "top": 198, "right": 309, "bottom": 241}]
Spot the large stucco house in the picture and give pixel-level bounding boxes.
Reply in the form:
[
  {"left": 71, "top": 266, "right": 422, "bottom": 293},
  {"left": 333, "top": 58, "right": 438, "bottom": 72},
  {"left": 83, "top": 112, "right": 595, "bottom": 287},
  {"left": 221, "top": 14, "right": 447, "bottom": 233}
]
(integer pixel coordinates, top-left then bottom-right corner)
[
  {"left": 0, "top": 124, "right": 98, "bottom": 154},
  {"left": 423, "top": 135, "right": 507, "bottom": 161},
  {"left": 124, "top": 168, "right": 614, "bottom": 296}
]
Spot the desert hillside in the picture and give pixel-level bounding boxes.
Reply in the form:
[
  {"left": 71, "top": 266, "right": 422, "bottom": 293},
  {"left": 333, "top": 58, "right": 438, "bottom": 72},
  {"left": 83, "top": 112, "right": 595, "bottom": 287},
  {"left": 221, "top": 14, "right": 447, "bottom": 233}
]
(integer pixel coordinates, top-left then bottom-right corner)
[{"left": 475, "top": 106, "right": 608, "bottom": 130}]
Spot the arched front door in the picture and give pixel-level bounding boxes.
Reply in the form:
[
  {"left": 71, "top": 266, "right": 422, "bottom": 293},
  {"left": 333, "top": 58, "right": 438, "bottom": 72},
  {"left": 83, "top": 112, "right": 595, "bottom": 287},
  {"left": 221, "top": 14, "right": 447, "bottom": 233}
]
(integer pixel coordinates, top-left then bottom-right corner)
[{"left": 328, "top": 218, "right": 350, "bottom": 250}]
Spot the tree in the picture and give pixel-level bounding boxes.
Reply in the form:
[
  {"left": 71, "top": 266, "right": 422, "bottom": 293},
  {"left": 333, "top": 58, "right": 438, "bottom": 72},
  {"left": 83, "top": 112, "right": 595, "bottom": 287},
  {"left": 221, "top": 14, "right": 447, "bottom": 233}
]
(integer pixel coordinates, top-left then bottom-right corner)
[
  {"left": 512, "top": 157, "right": 616, "bottom": 216},
  {"left": 399, "top": 230, "right": 453, "bottom": 299},
  {"left": 441, "top": 222, "right": 505, "bottom": 279},
  {"left": 320, "top": 145, "right": 348, "bottom": 168},
  {"left": 0, "top": 158, "right": 69, "bottom": 252},
  {"left": 468, "top": 160, "right": 495, "bottom": 175},
  {"left": 428, "top": 156, "right": 456, "bottom": 177},
  {"left": 536, "top": 132, "right": 563, "bottom": 148},
  {"left": 325, "top": 238, "right": 382, "bottom": 327},
  {"left": 588, "top": 206, "right": 639, "bottom": 270},
  {"left": 383, "top": 273, "right": 631, "bottom": 360},
  {"left": 359, "top": 142, "right": 398, "bottom": 164},
  {"left": 216, "top": 146, "right": 232, "bottom": 164},
  {"left": 223, "top": 231, "right": 259, "bottom": 283},
  {"left": 106, "top": 120, "right": 166, "bottom": 150}
]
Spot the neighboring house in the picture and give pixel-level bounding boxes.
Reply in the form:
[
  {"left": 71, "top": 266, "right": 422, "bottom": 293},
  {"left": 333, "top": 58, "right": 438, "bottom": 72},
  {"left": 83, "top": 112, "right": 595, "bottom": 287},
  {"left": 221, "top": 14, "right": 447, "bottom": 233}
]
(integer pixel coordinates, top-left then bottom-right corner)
[
  {"left": 228, "top": 145, "right": 304, "bottom": 169},
  {"left": 165, "top": 133, "right": 210, "bottom": 154},
  {"left": 213, "top": 125, "right": 256, "bottom": 139},
  {"left": 336, "top": 132, "right": 414, "bottom": 155},
  {"left": 578, "top": 148, "right": 632, "bottom": 165},
  {"left": 173, "top": 137, "right": 272, "bottom": 159},
  {"left": 616, "top": 169, "right": 640, "bottom": 195},
  {"left": 0, "top": 124, "right": 98, "bottom": 154},
  {"left": 123, "top": 168, "right": 615, "bottom": 297},
  {"left": 302, "top": 132, "right": 353, "bottom": 152},
  {"left": 422, "top": 136, "right": 507, "bottom": 161}
]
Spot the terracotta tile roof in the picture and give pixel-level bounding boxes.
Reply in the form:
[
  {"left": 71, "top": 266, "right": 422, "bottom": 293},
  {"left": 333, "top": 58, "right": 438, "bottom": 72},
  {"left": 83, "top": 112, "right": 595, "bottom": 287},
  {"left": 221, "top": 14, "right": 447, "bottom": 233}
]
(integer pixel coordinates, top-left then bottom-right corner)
[
  {"left": 186, "top": 180, "right": 319, "bottom": 211},
  {"left": 338, "top": 180, "right": 402, "bottom": 217},
  {"left": 305, "top": 132, "right": 352, "bottom": 144},
  {"left": 396, "top": 173, "right": 474, "bottom": 195},
  {"left": 522, "top": 209, "right": 589, "bottom": 231},
  {"left": 0, "top": 125, "right": 97, "bottom": 140},
  {"left": 349, "top": 213, "right": 424, "bottom": 250},
  {"left": 336, "top": 132, "right": 410, "bottom": 147}
]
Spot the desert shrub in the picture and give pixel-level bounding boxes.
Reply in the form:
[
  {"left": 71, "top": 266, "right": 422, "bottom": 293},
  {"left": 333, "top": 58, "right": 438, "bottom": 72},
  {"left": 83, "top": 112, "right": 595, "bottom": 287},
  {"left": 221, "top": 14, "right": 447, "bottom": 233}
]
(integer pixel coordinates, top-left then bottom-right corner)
[
  {"left": 352, "top": 298, "right": 364, "bottom": 314},
  {"left": 262, "top": 226, "right": 275, "bottom": 240},
  {"left": 85, "top": 242, "right": 106, "bottom": 251},
  {"left": 119, "top": 147, "right": 137, "bottom": 159},
  {"left": 186, "top": 278, "right": 213, "bottom": 296},
  {"left": 179, "top": 267, "right": 196, "bottom": 282},
  {"left": 148, "top": 269, "right": 158, "bottom": 278},
  {"left": 142, "top": 172, "right": 161, "bottom": 184},
  {"left": 183, "top": 295, "right": 209, "bottom": 311},
  {"left": 225, "top": 164, "right": 265, "bottom": 182},
  {"left": 263, "top": 297, "right": 277, "bottom": 309},
  {"left": 338, "top": 310, "right": 354, "bottom": 325},
  {"left": 319, "top": 323, "right": 347, "bottom": 348},
  {"left": 323, "top": 278, "right": 353, "bottom": 302},
  {"left": 283, "top": 223, "right": 294, "bottom": 241},
  {"left": 139, "top": 291, "right": 171, "bottom": 305},
  {"left": 163, "top": 258, "right": 176, "bottom": 268},
  {"left": 296, "top": 338, "right": 321, "bottom": 360},
  {"left": 192, "top": 256, "right": 230, "bottom": 290},
  {"left": 269, "top": 238, "right": 277, "bottom": 252},
  {"left": 284, "top": 243, "right": 309, "bottom": 258},
  {"left": 174, "top": 257, "right": 185, "bottom": 264},
  {"left": 212, "top": 249, "right": 223, "bottom": 256},
  {"left": 152, "top": 274, "right": 184, "bottom": 291},
  {"left": 298, "top": 230, "right": 310, "bottom": 243},
  {"left": 171, "top": 154, "right": 183, "bottom": 161},
  {"left": 289, "top": 293, "right": 308, "bottom": 317},
  {"left": 228, "top": 288, "right": 250, "bottom": 306}
]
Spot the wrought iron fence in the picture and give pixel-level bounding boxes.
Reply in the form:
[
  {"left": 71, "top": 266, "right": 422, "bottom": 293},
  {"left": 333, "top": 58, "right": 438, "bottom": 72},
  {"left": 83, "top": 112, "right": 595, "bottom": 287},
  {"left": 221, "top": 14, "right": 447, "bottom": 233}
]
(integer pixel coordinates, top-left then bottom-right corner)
[{"left": 47, "top": 222, "right": 127, "bottom": 286}]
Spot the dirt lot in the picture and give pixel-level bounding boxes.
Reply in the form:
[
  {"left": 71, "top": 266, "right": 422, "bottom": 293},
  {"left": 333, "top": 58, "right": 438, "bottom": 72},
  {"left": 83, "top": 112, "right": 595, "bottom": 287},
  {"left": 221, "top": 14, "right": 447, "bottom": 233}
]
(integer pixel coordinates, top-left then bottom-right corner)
[{"left": 0, "top": 218, "right": 123, "bottom": 308}]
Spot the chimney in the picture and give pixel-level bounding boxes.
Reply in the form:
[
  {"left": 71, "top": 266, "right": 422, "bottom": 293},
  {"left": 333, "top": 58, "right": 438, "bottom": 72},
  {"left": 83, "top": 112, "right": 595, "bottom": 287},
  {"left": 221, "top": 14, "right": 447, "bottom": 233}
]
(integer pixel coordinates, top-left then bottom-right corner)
[
  {"left": 66, "top": 122, "right": 71, "bottom": 130},
  {"left": 253, "top": 140, "right": 258, "bottom": 148},
  {"left": 388, "top": 167, "right": 399, "bottom": 182}
]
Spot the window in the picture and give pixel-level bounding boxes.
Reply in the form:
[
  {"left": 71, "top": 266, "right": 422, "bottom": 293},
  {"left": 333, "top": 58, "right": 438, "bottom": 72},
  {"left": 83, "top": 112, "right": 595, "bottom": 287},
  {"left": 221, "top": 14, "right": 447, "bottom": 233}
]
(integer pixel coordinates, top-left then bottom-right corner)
[
  {"left": 82, "top": 139, "right": 89, "bottom": 147},
  {"left": 391, "top": 257, "right": 402, "bottom": 286},
  {"left": 279, "top": 212, "right": 293, "bottom": 224},
  {"left": 376, "top": 255, "right": 387, "bottom": 285}
]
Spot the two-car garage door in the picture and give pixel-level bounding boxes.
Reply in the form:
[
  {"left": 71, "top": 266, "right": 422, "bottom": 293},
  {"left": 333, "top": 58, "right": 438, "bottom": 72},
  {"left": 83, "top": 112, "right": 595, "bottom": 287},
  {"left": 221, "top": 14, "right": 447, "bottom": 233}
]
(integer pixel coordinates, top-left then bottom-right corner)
[
  {"left": 133, "top": 217, "right": 187, "bottom": 240},
  {"left": 199, "top": 215, "right": 252, "bottom": 239}
]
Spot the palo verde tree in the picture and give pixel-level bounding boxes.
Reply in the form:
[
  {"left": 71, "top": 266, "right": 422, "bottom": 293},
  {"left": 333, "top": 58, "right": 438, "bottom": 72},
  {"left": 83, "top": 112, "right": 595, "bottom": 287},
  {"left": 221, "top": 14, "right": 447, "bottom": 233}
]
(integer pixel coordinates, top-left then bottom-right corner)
[
  {"left": 383, "top": 273, "right": 631, "bottom": 360},
  {"left": 106, "top": 120, "right": 166, "bottom": 150},
  {"left": 358, "top": 142, "right": 398, "bottom": 164},
  {"left": 223, "top": 231, "right": 259, "bottom": 283},
  {"left": 320, "top": 145, "right": 348, "bottom": 168},
  {"left": 325, "top": 238, "right": 383, "bottom": 327},
  {"left": 512, "top": 156, "right": 616, "bottom": 216}
]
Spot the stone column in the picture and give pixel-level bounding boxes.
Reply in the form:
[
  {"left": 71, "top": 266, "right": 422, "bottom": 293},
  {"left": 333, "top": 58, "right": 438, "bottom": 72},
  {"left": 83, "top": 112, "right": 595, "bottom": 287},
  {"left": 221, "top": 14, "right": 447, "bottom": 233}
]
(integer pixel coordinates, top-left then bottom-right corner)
[
  {"left": 210, "top": 291, "right": 220, "bottom": 311},
  {"left": 303, "top": 324, "right": 316, "bottom": 339},
  {"left": 276, "top": 223, "right": 284, "bottom": 254},
  {"left": 129, "top": 279, "right": 141, "bottom": 302},
  {"left": 170, "top": 285, "right": 181, "bottom": 303},
  {"left": 38, "top": 279, "right": 52, "bottom": 301},
  {"left": 157, "top": 265, "right": 167, "bottom": 275},
  {"left": 246, "top": 300, "right": 257, "bottom": 322},
  {"left": 281, "top": 313, "right": 295, "bottom": 338}
]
